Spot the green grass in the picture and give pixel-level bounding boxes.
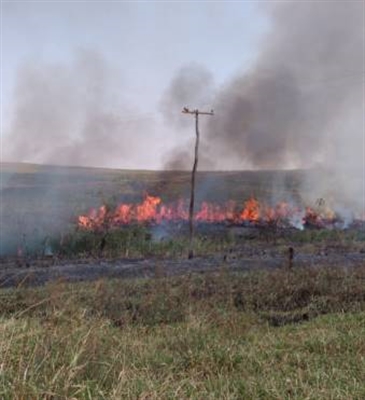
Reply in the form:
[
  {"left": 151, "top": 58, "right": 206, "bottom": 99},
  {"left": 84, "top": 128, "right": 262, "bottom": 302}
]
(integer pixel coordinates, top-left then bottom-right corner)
[
  {"left": 1, "top": 267, "right": 365, "bottom": 399},
  {"left": 7, "top": 209, "right": 357, "bottom": 260},
  {"left": 50, "top": 227, "right": 237, "bottom": 259},
  {"left": 2, "top": 311, "right": 365, "bottom": 399}
]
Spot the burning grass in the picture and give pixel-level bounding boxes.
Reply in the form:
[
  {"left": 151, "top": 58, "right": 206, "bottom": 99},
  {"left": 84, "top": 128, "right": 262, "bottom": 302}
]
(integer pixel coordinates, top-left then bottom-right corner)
[
  {"left": 76, "top": 193, "right": 359, "bottom": 231},
  {"left": 1, "top": 267, "right": 365, "bottom": 398},
  {"left": 2, "top": 164, "right": 363, "bottom": 258}
]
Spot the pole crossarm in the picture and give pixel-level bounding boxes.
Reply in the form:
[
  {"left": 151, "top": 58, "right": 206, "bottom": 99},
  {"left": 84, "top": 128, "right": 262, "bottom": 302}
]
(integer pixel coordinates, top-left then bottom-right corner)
[
  {"left": 182, "top": 106, "right": 214, "bottom": 259},
  {"left": 182, "top": 107, "right": 214, "bottom": 116}
]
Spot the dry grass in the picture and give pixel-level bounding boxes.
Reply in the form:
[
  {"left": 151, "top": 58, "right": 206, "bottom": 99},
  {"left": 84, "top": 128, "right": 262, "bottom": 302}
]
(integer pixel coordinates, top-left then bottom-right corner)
[{"left": 1, "top": 266, "right": 365, "bottom": 398}]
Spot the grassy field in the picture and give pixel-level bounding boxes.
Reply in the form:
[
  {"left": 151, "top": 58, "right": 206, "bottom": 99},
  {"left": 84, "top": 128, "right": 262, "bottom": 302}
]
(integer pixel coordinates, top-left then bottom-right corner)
[
  {"left": 1, "top": 267, "right": 365, "bottom": 399},
  {"left": 1, "top": 162, "right": 302, "bottom": 256},
  {"left": 1, "top": 162, "right": 305, "bottom": 201},
  {"left": 0, "top": 161, "right": 352, "bottom": 258},
  {"left": 1, "top": 163, "right": 365, "bottom": 398}
]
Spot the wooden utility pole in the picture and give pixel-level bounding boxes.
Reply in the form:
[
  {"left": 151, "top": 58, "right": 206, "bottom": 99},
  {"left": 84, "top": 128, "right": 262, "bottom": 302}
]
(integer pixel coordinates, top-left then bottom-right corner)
[{"left": 182, "top": 107, "right": 214, "bottom": 259}]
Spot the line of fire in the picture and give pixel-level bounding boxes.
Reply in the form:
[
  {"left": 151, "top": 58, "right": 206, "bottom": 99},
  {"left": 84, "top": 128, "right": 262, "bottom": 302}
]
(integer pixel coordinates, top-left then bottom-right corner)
[{"left": 77, "top": 194, "right": 364, "bottom": 232}]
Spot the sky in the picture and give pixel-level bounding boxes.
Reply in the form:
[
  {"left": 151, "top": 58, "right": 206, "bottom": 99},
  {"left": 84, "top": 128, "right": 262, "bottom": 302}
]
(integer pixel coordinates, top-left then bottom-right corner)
[{"left": 1, "top": 1, "right": 268, "bottom": 169}]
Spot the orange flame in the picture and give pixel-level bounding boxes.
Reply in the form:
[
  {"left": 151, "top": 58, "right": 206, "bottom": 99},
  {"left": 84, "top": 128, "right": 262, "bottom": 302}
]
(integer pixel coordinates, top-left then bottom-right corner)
[
  {"left": 77, "top": 193, "right": 350, "bottom": 231},
  {"left": 239, "top": 198, "right": 260, "bottom": 221}
]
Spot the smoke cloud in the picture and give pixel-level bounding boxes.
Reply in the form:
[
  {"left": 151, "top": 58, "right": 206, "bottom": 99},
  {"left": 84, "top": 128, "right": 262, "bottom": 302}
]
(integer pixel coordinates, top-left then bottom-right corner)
[
  {"left": 206, "top": 1, "right": 363, "bottom": 167},
  {"left": 3, "top": 49, "right": 159, "bottom": 169},
  {"left": 3, "top": 1, "right": 364, "bottom": 215},
  {"left": 162, "top": 1, "right": 364, "bottom": 212},
  {"left": 159, "top": 64, "right": 215, "bottom": 170}
]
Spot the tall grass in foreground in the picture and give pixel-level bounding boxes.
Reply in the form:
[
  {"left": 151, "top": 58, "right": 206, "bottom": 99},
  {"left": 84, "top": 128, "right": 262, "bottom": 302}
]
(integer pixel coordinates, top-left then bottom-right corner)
[{"left": 1, "top": 267, "right": 365, "bottom": 399}]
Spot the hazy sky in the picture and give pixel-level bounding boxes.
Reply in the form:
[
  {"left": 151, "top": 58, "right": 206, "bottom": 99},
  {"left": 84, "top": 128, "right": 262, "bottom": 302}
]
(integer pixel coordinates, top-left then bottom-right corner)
[
  {"left": 1, "top": 1, "right": 267, "bottom": 169},
  {"left": 0, "top": 1, "right": 363, "bottom": 220}
]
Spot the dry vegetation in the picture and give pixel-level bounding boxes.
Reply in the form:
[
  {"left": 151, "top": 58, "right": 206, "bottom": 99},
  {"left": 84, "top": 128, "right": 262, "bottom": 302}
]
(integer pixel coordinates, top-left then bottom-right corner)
[
  {"left": 1, "top": 164, "right": 365, "bottom": 398},
  {"left": 1, "top": 266, "right": 365, "bottom": 399}
]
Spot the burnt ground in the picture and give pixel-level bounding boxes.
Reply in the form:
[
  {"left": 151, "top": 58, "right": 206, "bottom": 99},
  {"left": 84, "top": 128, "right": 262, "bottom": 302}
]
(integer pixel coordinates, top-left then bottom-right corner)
[{"left": 1, "top": 241, "right": 364, "bottom": 289}]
